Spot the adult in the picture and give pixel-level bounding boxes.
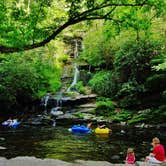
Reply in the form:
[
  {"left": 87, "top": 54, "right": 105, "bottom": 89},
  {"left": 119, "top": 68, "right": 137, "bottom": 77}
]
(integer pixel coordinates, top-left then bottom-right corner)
[{"left": 145, "top": 137, "right": 165, "bottom": 164}]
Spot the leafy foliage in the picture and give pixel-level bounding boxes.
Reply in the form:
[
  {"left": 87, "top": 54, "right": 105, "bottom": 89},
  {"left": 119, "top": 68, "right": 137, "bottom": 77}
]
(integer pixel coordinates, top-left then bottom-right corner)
[
  {"left": 112, "top": 109, "right": 132, "bottom": 123},
  {"left": 74, "top": 81, "right": 86, "bottom": 94},
  {"left": 151, "top": 52, "right": 166, "bottom": 69},
  {"left": 0, "top": 49, "right": 61, "bottom": 109},
  {"left": 79, "top": 23, "right": 114, "bottom": 68},
  {"left": 114, "top": 39, "right": 162, "bottom": 84},
  {"left": 72, "top": 112, "right": 85, "bottom": 119},
  {"left": 89, "top": 70, "right": 117, "bottom": 97},
  {"left": 0, "top": 0, "right": 165, "bottom": 53},
  {"left": 128, "top": 108, "right": 166, "bottom": 124},
  {"left": 95, "top": 98, "right": 117, "bottom": 116},
  {"left": 0, "top": 0, "right": 165, "bottom": 124}
]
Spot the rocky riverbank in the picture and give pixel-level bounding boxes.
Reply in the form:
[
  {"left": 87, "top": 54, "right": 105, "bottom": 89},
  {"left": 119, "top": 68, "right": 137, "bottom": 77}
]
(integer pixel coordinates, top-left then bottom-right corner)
[
  {"left": 0, "top": 157, "right": 166, "bottom": 166},
  {"left": 0, "top": 157, "right": 120, "bottom": 166}
]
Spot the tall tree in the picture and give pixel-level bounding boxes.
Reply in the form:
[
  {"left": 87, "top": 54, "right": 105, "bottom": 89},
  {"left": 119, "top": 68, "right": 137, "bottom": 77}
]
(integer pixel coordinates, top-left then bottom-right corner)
[{"left": 0, "top": 0, "right": 165, "bottom": 53}]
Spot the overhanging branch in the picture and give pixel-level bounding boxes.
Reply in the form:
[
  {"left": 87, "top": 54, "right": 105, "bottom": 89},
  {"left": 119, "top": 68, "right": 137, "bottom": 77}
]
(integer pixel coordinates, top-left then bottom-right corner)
[{"left": 0, "top": 1, "right": 148, "bottom": 53}]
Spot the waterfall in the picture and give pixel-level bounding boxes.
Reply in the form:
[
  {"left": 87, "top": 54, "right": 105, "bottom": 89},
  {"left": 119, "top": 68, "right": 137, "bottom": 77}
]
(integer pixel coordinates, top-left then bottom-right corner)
[
  {"left": 67, "top": 39, "right": 80, "bottom": 91},
  {"left": 88, "top": 65, "right": 91, "bottom": 74},
  {"left": 56, "top": 92, "right": 63, "bottom": 107},
  {"left": 41, "top": 95, "right": 49, "bottom": 114},
  {"left": 50, "top": 91, "right": 63, "bottom": 118},
  {"left": 52, "top": 119, "right": 56, "bottom": 127}
]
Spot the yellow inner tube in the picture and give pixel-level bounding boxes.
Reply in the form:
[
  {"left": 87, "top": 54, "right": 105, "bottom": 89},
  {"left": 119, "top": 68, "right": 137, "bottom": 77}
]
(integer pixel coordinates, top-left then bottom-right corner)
[{"left": 95, "top": 127, "right": 111, "bottom": 134}]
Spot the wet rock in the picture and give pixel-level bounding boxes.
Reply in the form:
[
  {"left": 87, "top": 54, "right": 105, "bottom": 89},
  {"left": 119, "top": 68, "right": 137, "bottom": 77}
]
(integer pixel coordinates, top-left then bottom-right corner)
[
  {"left": 50, "top": 107, "right": 64, "bottom": 116},
  {"left": 46, "top": 94, "right": 97, "bottom": 108},
  {"left": 28, "top": 115, "right": 54, "bottom": 126},
  {"left": 111, "top": 155, "right": 120, "bottom": 160},
  {"left": 78, "top": 103, "right": 96, "bottom": 108},
  {"left": 0, "top": 137, "right": 5, "bottom": 141},
  {"left": 75, "top": 160, "right": 113, "bottom": 166},
  {"left": 161, "top": 161, "right": 166, "bottom": 166},
  {"left": 0, "top": 146, "right": 6, "bottom": 149},
  {"left": 57, "top": 113, "right": 78, "bottom": 120}
]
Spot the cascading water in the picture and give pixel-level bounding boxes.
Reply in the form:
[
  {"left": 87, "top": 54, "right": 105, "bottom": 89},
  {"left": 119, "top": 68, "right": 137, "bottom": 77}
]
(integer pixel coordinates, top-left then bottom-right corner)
[
  {"left": 67, "top": 39, "right": 80, "bottom": 92},
  {"left": 41, "top": 95, "right": 49, "bottom": 114},
  {"left": 40, "top": 38, "right": 81, "bottom": 125},
  {"left": 48, "top": 39, "right": 82, "bottom": 123},
  {"left": 88, "top": 65, "right": 91, "bottom": 75},
  {"left": 55, "top": 92, "right": 63, "bottom": 107}
]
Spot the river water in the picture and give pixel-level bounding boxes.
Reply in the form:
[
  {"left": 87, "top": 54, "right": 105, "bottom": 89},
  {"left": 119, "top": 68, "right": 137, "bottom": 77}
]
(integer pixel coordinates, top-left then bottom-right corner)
[{"left": 0, "top": 125, "right": 165, "bottom": 163}]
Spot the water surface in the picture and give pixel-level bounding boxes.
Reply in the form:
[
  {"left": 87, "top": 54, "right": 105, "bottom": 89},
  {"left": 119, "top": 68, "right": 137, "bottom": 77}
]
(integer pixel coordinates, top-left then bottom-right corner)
[{"left": 0, "top": 125, "right": 165, "bottom": 163}]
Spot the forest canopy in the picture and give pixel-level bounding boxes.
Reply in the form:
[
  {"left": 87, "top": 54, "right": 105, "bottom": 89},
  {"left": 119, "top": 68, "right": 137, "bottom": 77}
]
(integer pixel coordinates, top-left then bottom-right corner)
[
  {"left": 0, "top": 0, "right": 165, "bottom": 124},
  {"left": 0, "top": 0, "right": 165, "bottom": 53}
]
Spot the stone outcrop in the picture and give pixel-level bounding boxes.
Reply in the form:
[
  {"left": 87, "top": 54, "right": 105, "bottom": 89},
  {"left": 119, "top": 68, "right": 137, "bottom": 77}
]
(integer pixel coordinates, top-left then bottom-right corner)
[{"left": 46, "top": 94, "right": 97, "bottom": 108}]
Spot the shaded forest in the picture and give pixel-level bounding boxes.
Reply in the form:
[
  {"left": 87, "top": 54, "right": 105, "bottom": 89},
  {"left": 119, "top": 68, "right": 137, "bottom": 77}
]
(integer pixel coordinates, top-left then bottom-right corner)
[{"left": 0, "top": 0, "right": 166, "bottom": 124}]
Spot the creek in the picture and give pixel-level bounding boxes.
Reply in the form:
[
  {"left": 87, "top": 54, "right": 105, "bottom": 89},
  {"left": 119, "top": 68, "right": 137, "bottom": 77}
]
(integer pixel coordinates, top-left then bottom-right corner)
[
  {"left": 0, "top": 38, "right": 165, "bottom": 164},
  {"left": 0, "top": 125, "right": 165, "bottom": 163}
]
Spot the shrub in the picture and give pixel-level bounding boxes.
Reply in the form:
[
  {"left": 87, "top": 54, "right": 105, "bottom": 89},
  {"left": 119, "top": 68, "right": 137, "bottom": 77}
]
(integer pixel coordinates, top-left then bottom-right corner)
[
  {"left": 0, "top": 51, "right": 61, "bottom": 109},
  {"left": 95, "top": 99, "right": 116, "bottom": 116},
  {"left": 112, "top": 109, "right": 132, "bottom": 122},
  {"left": 74, "top": 81, "right": 86, "bottom": 94},
  {"left": 128, "top": 108, "right": 166, "bottom": 124},
  {"left": 89, "top": 70, "right": 118, "bottom": 97},
  {"left": 72, "top": 112, "right": 85, "bottom": 119}
]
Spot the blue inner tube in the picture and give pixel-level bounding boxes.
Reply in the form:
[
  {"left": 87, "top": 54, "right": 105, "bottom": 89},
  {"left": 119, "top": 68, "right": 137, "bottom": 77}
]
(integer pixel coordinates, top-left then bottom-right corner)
[
  {"left": 71, "top": 125, "right": 91, "bottom": 133},
  {"left": 2, "top": 121, "right": 20, "bottom": 128},
  {"left": 9, "top": 122, "right": 20, "bottom": 128}
]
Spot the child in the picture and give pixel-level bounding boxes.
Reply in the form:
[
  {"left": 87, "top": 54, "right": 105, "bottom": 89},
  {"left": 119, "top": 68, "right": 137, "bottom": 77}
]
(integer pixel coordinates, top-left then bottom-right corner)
[{"left": 125, "top": 148, "right": 135, "bottom": 165}]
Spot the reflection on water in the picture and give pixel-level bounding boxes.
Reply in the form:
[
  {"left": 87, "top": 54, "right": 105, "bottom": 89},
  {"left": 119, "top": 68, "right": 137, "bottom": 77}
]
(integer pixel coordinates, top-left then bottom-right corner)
[{"left": 0, "top": 125, "right": 165, "bottom": 163}]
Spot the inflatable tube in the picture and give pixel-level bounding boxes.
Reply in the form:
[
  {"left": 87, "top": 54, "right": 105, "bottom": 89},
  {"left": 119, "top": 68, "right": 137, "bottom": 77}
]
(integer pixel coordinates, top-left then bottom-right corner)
[
  {"left": 2, "top": 121, "right": 20, "bottom": 128},
  {"left": 9, "top": 122, "right": 20, "bottom": 128},
  {"left": 1, "top": 121, "right": 10, "bottom": 127},
  {"left": 95, "top": 127, "right": 110, "bottom": 134},
  {"left": 71, "top": 125, "right": 91, "bottom": 134}
]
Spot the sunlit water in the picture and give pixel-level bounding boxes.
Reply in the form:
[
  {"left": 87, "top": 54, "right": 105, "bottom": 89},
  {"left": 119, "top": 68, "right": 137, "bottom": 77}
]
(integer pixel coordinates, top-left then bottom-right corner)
[{"left": 0, "top": 125, "right": 165, "bottom": 163}]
